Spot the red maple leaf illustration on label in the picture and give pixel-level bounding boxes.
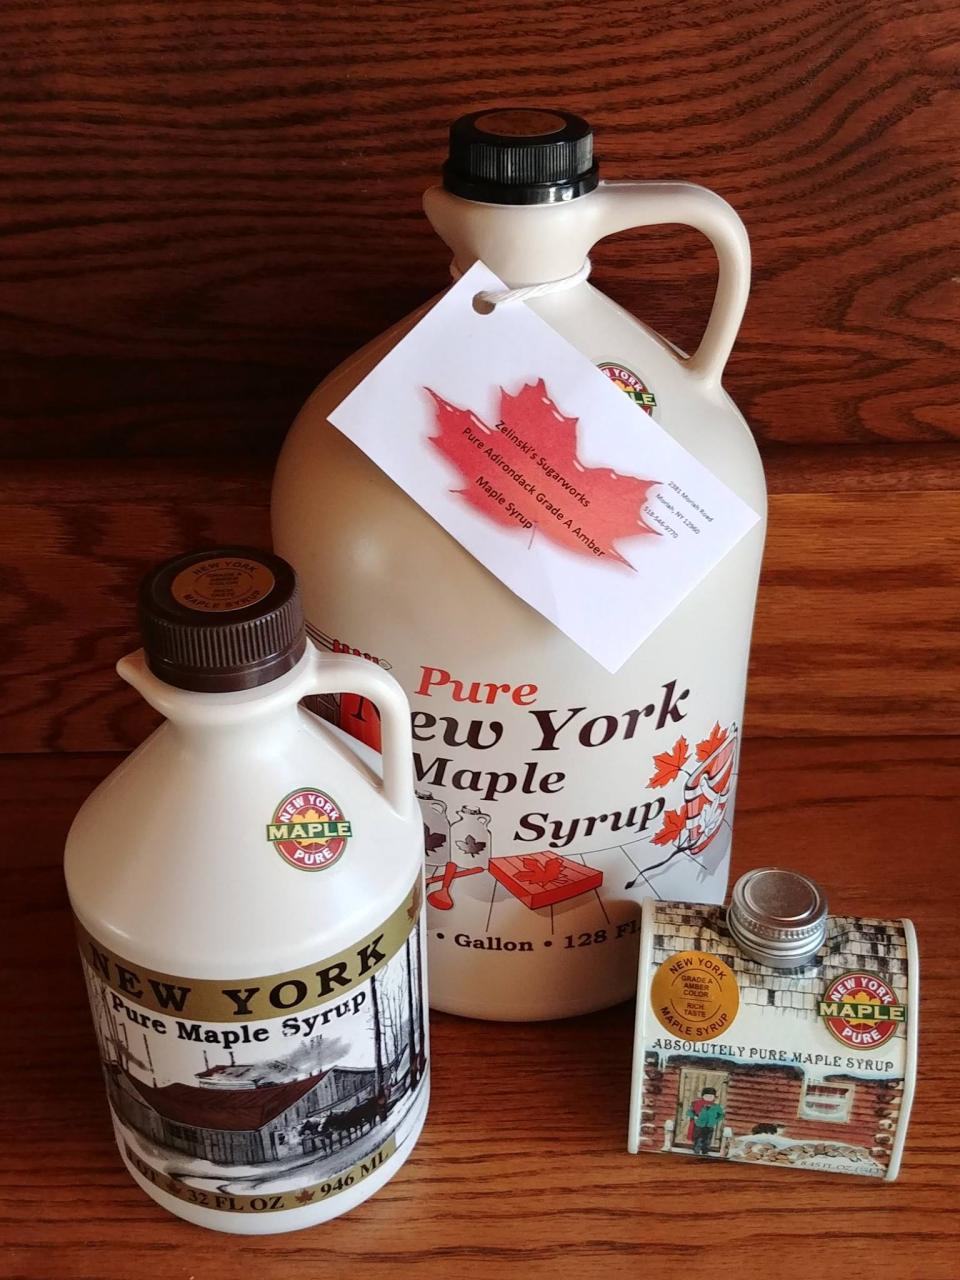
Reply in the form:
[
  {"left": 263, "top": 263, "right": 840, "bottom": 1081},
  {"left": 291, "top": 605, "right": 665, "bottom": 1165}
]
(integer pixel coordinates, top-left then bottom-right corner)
[
  {"left": 696, "top": 722, "right": 728, "bottom": 761},
  {"left": 651, "top": 807, "right": 688, "bottom": 846},
  {"left": 647, "top": 736, "right": 690, "bottom": 788},
  {"left": 427, "top": 380, "right": 659, "bottom": 566},
  {"left": 624, "top": 720, "right": 741, "bottom": 891}
]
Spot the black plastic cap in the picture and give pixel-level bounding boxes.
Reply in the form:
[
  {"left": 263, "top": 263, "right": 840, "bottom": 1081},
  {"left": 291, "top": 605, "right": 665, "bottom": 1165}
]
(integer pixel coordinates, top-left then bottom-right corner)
[
  {"left": 138, "top": 547, "right": 306, "bottom": 692},
  {"left": 443, "top": 108, "right": 598, "bottom": 205}
]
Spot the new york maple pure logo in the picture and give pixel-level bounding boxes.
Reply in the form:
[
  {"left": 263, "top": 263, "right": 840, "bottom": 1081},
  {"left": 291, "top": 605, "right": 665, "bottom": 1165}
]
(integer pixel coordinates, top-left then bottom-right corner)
[
  {"left": 597, "top": 362, "right": 658, "bottom": 415},
  {"left": 818, "top": 972, "right": 906, "bottom": 1049},
  {"left": 427, "top": 379, "right": 658, "bottom": 566},
  {"left": 267, "top": 788, "right": 352, "bottom": 872}
]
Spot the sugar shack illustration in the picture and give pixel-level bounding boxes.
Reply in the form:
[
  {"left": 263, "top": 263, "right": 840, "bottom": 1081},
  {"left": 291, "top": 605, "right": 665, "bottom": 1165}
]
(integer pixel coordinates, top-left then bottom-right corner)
[
  {"left": 83, "top": 927, "right": 427, "bottom": 1184},
  {"left": 630, "top": 903, "right": 917, "bottom": 1179},
  {"left": 103, "top": 1058, "right": 386, "bottom": 1166}
]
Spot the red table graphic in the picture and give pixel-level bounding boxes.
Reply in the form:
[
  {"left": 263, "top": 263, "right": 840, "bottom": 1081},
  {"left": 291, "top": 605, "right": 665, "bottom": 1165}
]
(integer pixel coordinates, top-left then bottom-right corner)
[{"left": 488, "top": 853, "right": 604, "bottom": 911}]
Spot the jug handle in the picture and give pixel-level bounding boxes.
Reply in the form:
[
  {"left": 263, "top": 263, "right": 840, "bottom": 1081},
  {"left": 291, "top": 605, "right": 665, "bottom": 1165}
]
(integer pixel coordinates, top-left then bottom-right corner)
[
  {"left": 297, "top": 645, "right": 414, "bottom": 819},
  {"left": 587, "top": 181, "right": 751, "bottom": 388}
]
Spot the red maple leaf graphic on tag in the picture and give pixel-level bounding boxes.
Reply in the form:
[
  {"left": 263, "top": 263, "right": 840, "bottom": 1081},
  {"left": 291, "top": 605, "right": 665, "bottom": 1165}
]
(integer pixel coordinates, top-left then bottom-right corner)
[
  {"left": 427, "top": 380, "right": 658, "bottom": 566},
  {"left": 651, "top": 807, "right": 688, "bottom": 846},
  {"left": 515, "top": 854, "right": 566, "bottom": 886},
  {"left": 647, "top": 736, "right": 690, "bottom": 788},
  {"left": 696, "top": 722, "right": 728, "bottom": 761}
]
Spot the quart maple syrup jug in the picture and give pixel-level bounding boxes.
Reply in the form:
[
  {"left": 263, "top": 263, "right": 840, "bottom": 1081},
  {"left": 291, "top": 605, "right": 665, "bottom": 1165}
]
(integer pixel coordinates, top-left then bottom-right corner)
[
  {"left": 273, "top": 109, "right": 767, "bottom": 1021},
  {"left": 64, "top": 548, "right": 429, "bottom": 1233}
]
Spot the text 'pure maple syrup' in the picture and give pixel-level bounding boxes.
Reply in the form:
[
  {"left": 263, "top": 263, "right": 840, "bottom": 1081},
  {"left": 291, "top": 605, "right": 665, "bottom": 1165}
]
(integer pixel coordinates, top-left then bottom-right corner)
[
  {"left": 65, "top": 548, "right": 429, "bottom": 1233},
  {"left": 272, "top": 108, "right": 767, "bottom": 1021}
]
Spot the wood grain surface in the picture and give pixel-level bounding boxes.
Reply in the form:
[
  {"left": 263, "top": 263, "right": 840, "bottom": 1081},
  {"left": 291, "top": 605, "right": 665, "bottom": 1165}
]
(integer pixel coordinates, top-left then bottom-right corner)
[
  {"left": 2, "top": 6, "right": 957, "bottom": 1276},
  {"left": 2, "top": 0, "right": 958, "bottom": 749},
  {"left": 2, "top": 454, "right": 958, "bottom": 752},
  {"left": 1, "top": 0, "right": 958, "bottom": 460},
  {"left": 1, "top": 736, "right": 956, "bottom": 1280}
]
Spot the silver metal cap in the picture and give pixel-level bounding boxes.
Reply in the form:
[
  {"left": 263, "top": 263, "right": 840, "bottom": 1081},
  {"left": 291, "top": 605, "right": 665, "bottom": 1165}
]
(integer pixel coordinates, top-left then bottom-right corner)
[{"left": 727, "top": 868, "right": 828, "bottom": 969}]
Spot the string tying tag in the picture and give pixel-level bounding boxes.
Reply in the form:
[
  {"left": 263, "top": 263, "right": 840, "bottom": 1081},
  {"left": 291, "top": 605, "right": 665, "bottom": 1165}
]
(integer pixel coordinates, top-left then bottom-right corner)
[{"left": 450, "top": 258, "right": 592, "bottom": 311}]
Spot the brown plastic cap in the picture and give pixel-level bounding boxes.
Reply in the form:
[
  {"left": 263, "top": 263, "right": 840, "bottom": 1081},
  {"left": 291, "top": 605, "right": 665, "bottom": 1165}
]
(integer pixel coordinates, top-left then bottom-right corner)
[{"left": 138, "top": 547, "right": 306, "bottom": 692}]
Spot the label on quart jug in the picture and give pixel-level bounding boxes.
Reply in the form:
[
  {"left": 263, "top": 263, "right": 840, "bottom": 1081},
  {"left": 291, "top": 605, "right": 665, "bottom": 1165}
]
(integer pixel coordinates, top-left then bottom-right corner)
[
  {"left": 76, "top": 884, "right": 427, "bottom": 1215},
  {"left": 312, "top": 624, "right": 739, "bottom": 973}
]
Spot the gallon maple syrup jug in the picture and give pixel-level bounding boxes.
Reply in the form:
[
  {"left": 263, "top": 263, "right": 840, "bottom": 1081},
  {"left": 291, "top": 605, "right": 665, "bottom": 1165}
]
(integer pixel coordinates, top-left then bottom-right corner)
[
  {"left": 272, "top": 109, "right": 766, "bottom": 1021},
  {"left": 65, "top": 548, "right": 429, "bottom": 1233}
]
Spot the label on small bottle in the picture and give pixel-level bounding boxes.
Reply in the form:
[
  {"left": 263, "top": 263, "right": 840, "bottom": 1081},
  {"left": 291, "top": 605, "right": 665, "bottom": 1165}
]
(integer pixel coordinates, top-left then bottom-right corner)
[
  {"left": 328, "top": 261, "right": 759, "bottom": 673},
  {"left": 77, "top": 881, "right": 428, "bottom": 1215},
  {"left": 629, "top": 899, "right": 916, "bottom": 1179}
]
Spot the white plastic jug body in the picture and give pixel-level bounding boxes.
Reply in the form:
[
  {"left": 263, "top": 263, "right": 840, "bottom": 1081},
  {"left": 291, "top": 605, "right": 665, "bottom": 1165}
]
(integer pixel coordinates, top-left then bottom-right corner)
[
  {"left": 273, "top": 132, "right": 765, "bottom": 1022},
  {"left": 65, "top": 617, "right": 428, "bottom": 1233}
]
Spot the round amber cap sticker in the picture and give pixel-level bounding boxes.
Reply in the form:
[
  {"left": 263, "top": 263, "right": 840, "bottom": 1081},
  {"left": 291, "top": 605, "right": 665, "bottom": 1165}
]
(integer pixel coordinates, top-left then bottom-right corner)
[
  {"left": 170, "top": 557, "right": 275, "bottom": 613},
  {"left": 651, "top": 949, "right": 740, "bottom": 1041}
]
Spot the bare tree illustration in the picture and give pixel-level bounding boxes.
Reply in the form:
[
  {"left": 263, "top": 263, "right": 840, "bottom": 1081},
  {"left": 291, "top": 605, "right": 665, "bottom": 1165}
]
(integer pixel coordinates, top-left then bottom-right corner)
[
  {"left": 404, "top": 935, "right": 419, "bottom": 1088},
  {"left": 369, "top": 971, "right": 388, "bottom": 1120}
]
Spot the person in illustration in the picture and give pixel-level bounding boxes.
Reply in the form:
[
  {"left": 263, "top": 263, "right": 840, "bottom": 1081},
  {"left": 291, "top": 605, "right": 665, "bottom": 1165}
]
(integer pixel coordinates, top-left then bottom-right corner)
[{"left": 688, "top": 1087, "right": 725, "bottom": 1156}]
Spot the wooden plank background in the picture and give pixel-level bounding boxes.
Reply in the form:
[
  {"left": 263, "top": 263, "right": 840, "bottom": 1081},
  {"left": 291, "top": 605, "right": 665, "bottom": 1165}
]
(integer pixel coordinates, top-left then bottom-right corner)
[
  {"left": 1, "top": 0, "right": 959, "bottom": 749},
  {"left": 2, "top": 6, "right": 959, "bottom": 1276},
  {"left": 2, "top": 456, "right": 959, "bottom": 751},
  {"left": 2, "top": 0, "right": 958, "bottom": 457}
]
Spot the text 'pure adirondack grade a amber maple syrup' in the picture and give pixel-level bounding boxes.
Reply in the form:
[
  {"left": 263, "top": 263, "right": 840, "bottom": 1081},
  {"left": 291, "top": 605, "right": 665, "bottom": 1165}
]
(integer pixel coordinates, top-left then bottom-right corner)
[
  {"left": 64, "top": 549, "right": 429, "bottom": 1233},
  {"left": 272, "top": 108, "right": 767, "bottom": 1021}
]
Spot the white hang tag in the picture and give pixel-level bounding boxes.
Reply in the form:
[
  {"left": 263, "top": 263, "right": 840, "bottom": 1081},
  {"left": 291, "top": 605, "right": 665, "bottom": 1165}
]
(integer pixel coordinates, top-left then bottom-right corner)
[{"left": 329, "top": 261, "right": 760, "bottom": 673}]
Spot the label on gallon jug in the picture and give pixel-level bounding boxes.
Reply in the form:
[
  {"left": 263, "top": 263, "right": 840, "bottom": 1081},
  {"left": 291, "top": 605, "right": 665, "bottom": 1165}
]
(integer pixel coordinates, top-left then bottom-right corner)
[
  {"left": 311, "top": 624, "right": 741, "bottom": 978},
  {"left": 329, "top": 261, "right": 759, "bottom": 673},
  {"left": 75, "top": 883, "right": 428, "bottom": 1215}
]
